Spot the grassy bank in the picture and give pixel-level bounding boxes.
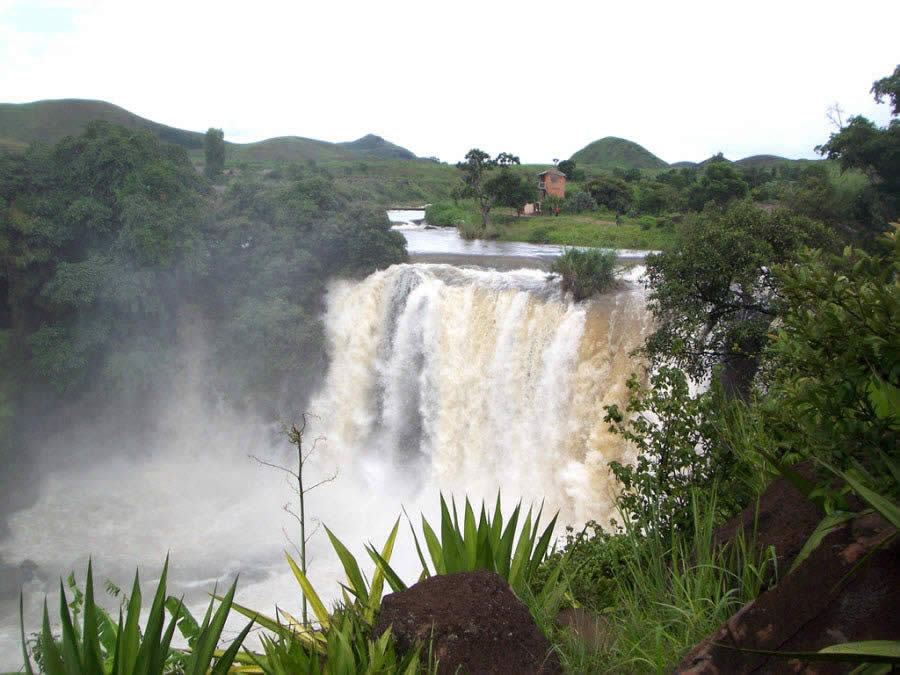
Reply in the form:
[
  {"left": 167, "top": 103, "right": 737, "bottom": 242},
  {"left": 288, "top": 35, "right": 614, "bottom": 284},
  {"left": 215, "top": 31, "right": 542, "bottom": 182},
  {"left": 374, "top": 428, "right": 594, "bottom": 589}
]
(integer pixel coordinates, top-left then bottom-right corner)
[
  {"left": 493, "top": 211, "right": 675, "bottom": 250},
  {"left": 437, "top": 202, "right": 677, "bottom": 250}
]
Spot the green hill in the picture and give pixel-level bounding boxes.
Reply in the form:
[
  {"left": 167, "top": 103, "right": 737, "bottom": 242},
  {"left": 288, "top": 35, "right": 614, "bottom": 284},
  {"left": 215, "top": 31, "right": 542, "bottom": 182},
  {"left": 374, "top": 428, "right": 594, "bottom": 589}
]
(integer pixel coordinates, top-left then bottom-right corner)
[
  {"left": 570, "top": 136, "right": 668, "bottom": 170},
  {"left": 338, "top": 134, "right": 416, "bottom": 159},
  {"left": 0, "top": 99, "right": 206, "bottom": 149},
  {"left": 229, "top": 136, "right": 358, "bottom": 163},
  {"left": 734, "top": 154, "right": 791, "bottom": 169}
]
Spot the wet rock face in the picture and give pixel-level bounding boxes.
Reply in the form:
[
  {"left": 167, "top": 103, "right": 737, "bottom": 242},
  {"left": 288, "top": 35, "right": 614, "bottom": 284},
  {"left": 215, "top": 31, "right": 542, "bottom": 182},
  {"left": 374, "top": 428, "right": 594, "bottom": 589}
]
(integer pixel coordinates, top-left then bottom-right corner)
[{"left": 373, "top": 569, "right": 561, "bottom": 674}]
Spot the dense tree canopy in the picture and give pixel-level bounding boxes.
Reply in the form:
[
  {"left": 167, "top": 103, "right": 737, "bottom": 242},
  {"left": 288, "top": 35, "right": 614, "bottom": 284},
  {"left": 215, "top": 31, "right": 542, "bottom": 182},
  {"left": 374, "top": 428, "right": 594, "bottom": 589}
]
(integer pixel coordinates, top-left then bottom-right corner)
[
  {"left": 0, "top": 122, "right": 407, "bottom": 419},
  {"left": 641, "top": 202, "right": 835, "bottom": 387}
]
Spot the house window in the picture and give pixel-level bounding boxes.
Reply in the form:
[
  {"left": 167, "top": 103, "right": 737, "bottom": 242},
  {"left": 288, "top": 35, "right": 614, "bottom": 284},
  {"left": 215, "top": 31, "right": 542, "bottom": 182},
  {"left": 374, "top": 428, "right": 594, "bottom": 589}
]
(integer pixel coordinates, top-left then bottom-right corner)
[{"left": 550, "top": 175, "right": 557, "bottom": 183}]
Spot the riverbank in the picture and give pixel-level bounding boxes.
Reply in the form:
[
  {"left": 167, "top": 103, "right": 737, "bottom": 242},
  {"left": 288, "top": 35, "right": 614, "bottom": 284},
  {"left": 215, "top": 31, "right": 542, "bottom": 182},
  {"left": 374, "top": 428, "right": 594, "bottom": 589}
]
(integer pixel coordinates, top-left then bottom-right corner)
[{"left": 423, "top": 202, "right": 677, "bottom": 250}]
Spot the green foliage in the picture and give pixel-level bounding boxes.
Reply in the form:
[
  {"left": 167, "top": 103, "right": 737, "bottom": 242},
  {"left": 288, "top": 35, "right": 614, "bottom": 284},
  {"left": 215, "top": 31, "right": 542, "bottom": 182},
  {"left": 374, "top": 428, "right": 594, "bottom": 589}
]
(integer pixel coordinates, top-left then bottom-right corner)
[
  {"left": 564, "top": 191, "right": 596, "bottom": 214},
  {"left": 686, "top": 162, "right": 749, "bottom": 210},
  {"left": 225, "top": 494, "right": 562, "bottom": 672},
  {"left": 550, "top": 248, "right": 616, "bottom": 300},
  {"left": 455, "top": 149, "right": 523, "bottom": 227},
  {"left": 585, "top": 176, "right": 632, "bottom": 214},
  {"left": 557, "top": 159, "right": 580, "bottom": 180},
  {"left": 642, "top": 201, "right": 835, "bottom": 383},
  {"left": 871, "top": 64, "right": 900, "bottom": 116},
  {"left": 817, "top": 66, "right": 900, "bottom": 224},
  {"left": 0, "top": 123, "right": 408, "bottom": 417},
  {"left": 484, "top": 168, "right": 537, "bottom": 213},
  {"left": 423, "top": 201, "right": 472, "bottom": 227},
  {"left": 593, "top": 494, "right": 776, "bottom": 673},
  {"left": 20, "top": 558, "right": 252, "bottom": 675},
  {"left": 761, "top": 230, "right": 899, "bottom": 480},
  {"left": 604, "top": 367, "right": 740, "bottom": 533}
]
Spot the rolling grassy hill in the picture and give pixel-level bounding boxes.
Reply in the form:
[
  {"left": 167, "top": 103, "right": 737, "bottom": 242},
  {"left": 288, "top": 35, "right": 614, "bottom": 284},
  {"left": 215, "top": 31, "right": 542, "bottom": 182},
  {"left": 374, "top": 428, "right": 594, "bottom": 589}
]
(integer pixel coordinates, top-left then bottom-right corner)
[
  {"left": 570, "top": 136, "right": 668, "bottom": 170},
  {"left": 0, "top": 99, "right": 418, "bottom": 165},
  {"left": 734, "top": 154, "right": 791, "bottom": 169},
  {"left": 229, "top": 136, "right": 358, "bottom": 163},
  {"left": 338, "top": 134, "right": 416, "bottom": 159},
  {"left": 0, "top": 99, "right": 206, "bottom": 149}
]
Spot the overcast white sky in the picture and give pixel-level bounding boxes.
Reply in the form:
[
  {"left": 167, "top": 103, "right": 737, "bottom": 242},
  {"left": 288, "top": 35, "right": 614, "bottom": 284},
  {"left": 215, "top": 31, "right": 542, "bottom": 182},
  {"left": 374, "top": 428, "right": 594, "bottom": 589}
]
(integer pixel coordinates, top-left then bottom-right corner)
[{"left": 1, "top": 0, "right": 897, "bottom": 164}]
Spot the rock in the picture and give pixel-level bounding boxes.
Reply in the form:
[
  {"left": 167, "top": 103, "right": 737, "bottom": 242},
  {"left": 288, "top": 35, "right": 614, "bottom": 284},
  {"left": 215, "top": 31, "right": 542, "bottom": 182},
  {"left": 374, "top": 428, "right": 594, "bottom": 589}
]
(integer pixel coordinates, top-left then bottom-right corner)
[
  {"left": 373, "top": 569, "right": 561, "bottom": 674},
  {"left": 676, "top": 511, "right": 899, "bottom": 673},
  {"left": 711, "top": 462, "right": 825, "bottom": 574}
]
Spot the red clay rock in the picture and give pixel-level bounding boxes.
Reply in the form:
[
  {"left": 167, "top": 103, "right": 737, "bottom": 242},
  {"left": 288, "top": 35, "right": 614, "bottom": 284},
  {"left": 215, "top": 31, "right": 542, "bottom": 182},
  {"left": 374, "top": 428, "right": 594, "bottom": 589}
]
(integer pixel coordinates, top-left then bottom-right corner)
[
  {"left": 373, "top": 569, "right": 561, "bottom": 674},
  {"left": 711, "top": 462, "right": 825, "bottom": 574},
  {"left": 676, "top": 511, "right": 899, "bottom": 673}
]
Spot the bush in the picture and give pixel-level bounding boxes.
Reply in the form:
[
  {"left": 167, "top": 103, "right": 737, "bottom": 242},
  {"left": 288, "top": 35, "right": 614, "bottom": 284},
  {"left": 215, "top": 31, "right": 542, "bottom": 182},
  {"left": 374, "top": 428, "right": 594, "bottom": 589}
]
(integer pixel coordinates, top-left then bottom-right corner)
[
  {"left": 529, "top": 227, "right": 552, "bottom": 244},
  {"left": 424, "top": 201, "right": 472, "bottom": 227},
  {"left": 565, "top": 191, "right": 597, "bottom": 214},
  {"left": 639, "top": 215, "right": 656, "bottom": 230},
  {"left": 551, "top": 248, "right": 617, "bottom": 300}
]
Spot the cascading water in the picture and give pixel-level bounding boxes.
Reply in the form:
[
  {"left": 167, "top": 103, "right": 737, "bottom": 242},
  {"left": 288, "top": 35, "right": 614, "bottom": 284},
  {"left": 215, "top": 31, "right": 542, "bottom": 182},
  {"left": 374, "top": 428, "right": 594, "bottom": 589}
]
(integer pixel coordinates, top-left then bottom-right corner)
[
  {"left": 0, "top": 259, "right": 651, "bottom": 668},
  {"left": 308, "top": 262, "right": 652, "bottom": 526}
]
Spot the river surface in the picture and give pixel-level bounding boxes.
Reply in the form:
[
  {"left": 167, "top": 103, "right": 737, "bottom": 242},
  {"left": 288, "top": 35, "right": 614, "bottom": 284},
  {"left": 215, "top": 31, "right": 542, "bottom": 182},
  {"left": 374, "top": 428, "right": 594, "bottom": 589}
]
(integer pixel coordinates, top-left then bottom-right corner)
[
  {"left": 387, "top": 209, "right": 651, "bottom": 270},
  {"left": 0, "top": 211, "right": 653, "bottom": 669}
]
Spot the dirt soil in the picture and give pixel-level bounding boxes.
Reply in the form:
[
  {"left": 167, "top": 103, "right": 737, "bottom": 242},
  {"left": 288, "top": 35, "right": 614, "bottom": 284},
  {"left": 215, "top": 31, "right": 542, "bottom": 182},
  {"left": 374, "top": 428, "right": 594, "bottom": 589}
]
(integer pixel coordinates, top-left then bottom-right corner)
[{"left": 374, "top": 569, "right": 561, "bottom": 674}]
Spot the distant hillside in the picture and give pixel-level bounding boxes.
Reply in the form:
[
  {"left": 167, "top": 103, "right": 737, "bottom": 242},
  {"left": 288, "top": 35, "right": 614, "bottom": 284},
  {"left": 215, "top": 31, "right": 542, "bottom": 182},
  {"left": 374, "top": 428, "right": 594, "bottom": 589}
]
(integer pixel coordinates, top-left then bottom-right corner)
[
  {"left": 338, "top": 134, "right": 416, "bottom": 160},
  {"left": 0, "top": 99, "right": 205, "bottom": 149},
  {"left": 734, "top": 154, "right": 790, "bottom": 169},
  {"left": 570, "top": 136, "right": 668, "bottom": 170},
  {"left": 229, "top": 136, "right": 358, "bottom": 163},
  {"left": 669, "top": 161, "right": 698, "bottom": 169}
]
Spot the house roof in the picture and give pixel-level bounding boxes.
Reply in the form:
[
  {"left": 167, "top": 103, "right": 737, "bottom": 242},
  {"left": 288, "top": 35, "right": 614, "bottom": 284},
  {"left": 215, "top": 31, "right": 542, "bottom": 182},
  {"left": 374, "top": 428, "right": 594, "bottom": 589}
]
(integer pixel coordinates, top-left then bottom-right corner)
[{"left": 538, "top": 168, "right": 566, "bottom": 177}]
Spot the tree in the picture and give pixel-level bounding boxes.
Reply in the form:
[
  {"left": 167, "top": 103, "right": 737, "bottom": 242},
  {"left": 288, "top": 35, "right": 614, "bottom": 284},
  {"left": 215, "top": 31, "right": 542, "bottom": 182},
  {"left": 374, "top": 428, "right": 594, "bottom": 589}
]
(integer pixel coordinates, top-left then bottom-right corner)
[
  {"left": 816, "top": 65, "right": 900, "bottom": 226},
  {"left": 871, "top": 64, "right": 900, "bottom": 115},
  {"left": 204, "top": 127, "right": 226, "bottom": 178},
  {"left": 484, "top": 168, "right": 537, "bottom": 216},
  {"left": 456, "top": 149, "right": 522, "bottom": 227},
  {"left": 557, "top": 159, "right": 576, "bottom": 180},
  {"left": 641, "top": 202, "right": 835, "bottom": 389},
  {"left": 685, "top": 162, "right": 749, "bottom": 211},
  {"left": 585, "top": 175, "right": 633, "bottom": 216}
]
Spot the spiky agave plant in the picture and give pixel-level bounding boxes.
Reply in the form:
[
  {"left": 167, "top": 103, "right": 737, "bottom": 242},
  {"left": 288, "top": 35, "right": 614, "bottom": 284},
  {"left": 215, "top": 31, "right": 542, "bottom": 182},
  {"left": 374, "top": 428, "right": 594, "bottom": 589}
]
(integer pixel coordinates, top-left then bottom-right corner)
[{"left": 19, "top": 557, "right": 253, "bottom": 675}]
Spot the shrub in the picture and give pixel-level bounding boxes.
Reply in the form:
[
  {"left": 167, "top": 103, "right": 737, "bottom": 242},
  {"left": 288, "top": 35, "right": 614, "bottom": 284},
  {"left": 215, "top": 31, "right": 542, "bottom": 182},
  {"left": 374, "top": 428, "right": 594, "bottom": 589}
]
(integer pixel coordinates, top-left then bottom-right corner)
[
  {"left": 529, "top": 227, "right": 552, "bottom": 244},
  {"left": 639, "top": 215, "right": 656, "bottom": 230},
  {"left": 425, "top": 201, "right": 472, "bottom": 227},
  {"left": 551, "top": 248, "right": 617, "bottom": 300},
  {"left": 565, "top": 191, "right": 597, "bottom": 214}
]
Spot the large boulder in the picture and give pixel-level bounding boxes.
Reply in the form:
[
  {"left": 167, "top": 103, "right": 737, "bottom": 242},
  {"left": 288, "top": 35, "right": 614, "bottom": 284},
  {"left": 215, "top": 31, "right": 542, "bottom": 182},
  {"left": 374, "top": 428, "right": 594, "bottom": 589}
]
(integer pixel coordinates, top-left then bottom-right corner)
[
  {"left": 373, "top": 569, "right": 561, "bottom": 674},
  {"left": 677, "top": 510, "right": 899, "bottom": 673}
]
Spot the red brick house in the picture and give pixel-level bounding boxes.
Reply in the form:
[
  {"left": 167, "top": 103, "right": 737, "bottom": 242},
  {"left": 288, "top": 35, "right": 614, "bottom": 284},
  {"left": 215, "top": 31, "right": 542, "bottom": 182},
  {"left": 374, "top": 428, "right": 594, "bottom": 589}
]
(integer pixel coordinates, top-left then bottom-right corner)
[{"left": 538, "top": 168, "right": 566, "bottom": 199}]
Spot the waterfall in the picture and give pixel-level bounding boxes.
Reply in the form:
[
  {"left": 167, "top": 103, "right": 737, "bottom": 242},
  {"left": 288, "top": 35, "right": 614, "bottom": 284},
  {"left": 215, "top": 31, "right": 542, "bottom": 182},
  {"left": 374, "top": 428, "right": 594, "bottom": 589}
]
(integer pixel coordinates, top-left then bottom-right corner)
[{"left": 310, "top": 263, "right": 652, "bottom": 526}]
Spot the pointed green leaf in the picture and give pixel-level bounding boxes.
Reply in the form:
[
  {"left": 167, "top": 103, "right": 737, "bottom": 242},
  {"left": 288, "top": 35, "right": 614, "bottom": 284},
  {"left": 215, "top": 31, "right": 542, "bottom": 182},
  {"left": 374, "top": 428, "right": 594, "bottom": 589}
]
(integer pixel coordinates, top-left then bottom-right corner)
[
  {"left": 285, "top": 552, "right": 330, "bottom": 627},
  {"left": 421, "top": 516, "right": 445, "bottom": 574},
  {"left": 325, "top": 526, "right": 368, "bottom": 605},
  {"left": 365, "top": 544, "right": 408, "bottom": 593},
  {"left": 81, "top": 560, "right": 104, "bottom": 674},
  {"left": 405, "top": 508, "right": 432, "bottom": 578},
  {"left": 790, "top": 511, "right": 860, "bottom": 574},
  {"left": 57, "top": 579, "right": 81, "bottom": 671},
  {"left": 41, "top": 600, "right": 64, "bottom": 675},
  {"left": 210, "top": 617, "right": 255, "bottom": 675},
  {"left": 464, "top": 498, "right": 478, "bottom": 569},
  {"left": 119, "top": 571, "right": 143, "bottom": 675},
  {"left": 20, "top": 593, "right": 36, "bottom": 675}
]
